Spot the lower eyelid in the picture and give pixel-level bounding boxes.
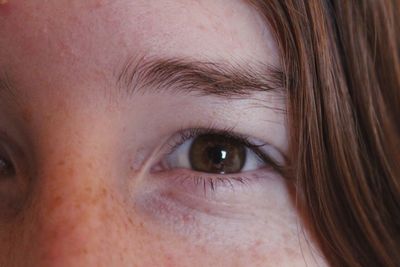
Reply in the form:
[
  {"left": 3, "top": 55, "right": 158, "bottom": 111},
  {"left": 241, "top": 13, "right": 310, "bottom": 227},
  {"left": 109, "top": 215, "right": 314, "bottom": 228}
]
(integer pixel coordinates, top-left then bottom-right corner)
[
  {"left": 148, "top": 168, "right": 275, "bottom": 197},
  {"left": 138, "top": 179, "right": 250, "bottom": 220}
]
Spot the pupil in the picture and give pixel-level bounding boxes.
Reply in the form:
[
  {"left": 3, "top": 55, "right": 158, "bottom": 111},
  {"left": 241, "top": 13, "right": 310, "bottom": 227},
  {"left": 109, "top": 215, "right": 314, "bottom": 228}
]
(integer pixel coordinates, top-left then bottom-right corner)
[
  {"left": 207, "top": 145, "right": 228, "bottom": 165},
  {"left": 189, "top": 134, "right": 246, "bottom": 174}
]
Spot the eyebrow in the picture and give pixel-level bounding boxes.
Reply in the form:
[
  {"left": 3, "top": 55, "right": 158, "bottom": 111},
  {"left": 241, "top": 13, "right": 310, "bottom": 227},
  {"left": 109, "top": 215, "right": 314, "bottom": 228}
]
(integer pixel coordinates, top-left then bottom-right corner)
[
  {"left": 115, "top": 57, "right": 286, "bottom": 98},
  {"left": 0, "top": 58, "right": 286, "bottom": 101}
]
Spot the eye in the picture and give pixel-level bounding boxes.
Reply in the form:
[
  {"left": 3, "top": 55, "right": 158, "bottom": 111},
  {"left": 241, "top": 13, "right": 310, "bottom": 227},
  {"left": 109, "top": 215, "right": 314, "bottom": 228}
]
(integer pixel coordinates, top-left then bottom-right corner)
[
  {"left": 0, "top": 144, "right": 28, "bottom": 218},
  {"left": 0, "top": 156, "right": 16, "bottom": 179},
  {"left": 160, "top": 130, "right": 269, "bottom": 175},
  {"left": 142, "top": 128, "right": 286, "bottom": 219}
]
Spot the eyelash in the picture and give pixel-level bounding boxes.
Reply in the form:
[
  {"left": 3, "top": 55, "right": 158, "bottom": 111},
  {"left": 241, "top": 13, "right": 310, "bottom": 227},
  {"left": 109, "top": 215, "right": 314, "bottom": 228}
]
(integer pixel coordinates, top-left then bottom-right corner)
[
  {"left": 166, "top": 126, "right": 262, "bottom": 154},
  {"left": 157, "top": 127, "right": 280, "bottom": 193}
]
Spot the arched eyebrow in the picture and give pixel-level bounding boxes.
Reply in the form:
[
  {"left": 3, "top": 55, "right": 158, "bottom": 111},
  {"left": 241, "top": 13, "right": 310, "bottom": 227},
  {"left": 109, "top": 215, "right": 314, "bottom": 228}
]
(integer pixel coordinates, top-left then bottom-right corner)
[
  {"left": 0, "top": 58, "right": 286, "bottom": 100},
  {"left": 115, "top": 57, "right": 286, "bottom": 98}
]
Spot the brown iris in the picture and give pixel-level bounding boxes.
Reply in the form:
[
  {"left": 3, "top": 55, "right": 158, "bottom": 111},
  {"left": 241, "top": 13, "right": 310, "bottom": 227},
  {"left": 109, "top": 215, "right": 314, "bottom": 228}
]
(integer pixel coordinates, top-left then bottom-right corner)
[{"left": 189, "top": 134, "right": 246, "bottom": 174}]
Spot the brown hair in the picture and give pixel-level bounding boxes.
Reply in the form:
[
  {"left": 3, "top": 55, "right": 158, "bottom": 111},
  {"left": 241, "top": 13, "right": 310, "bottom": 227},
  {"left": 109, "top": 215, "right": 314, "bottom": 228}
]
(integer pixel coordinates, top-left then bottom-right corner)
[{"left": 249, "top": 1, "right": 400, "bottom": 266}]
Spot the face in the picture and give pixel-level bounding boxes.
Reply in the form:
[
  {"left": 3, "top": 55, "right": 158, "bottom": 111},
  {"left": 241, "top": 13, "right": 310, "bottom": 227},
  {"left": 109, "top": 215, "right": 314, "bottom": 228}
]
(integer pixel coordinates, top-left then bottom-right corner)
[{"left": 0, "top": 0, "right": 327, "bottom": 266}]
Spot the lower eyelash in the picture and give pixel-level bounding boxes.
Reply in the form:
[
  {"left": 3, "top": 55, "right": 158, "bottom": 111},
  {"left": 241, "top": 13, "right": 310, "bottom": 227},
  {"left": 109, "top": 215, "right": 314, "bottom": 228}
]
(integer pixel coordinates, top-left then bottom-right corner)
[
  {"left": 191, "top": 175, "right": 248, "bottom": 192},
  {"left": 166, "top": 172, "right": 253, "bottom": 195}
]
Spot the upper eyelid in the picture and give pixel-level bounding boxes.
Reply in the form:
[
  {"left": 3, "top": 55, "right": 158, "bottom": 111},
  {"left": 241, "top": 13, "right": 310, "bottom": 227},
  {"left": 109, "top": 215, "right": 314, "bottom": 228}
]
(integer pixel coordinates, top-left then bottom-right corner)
[{"left": 165, "top": 127, "right": 247, "bottom": 155}]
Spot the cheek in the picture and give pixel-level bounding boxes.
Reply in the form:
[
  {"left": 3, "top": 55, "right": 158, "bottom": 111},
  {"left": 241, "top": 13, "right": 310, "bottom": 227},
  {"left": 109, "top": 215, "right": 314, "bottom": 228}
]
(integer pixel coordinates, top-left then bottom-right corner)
[
  {"left": 132, "top": 174, "right": 313, "bottom": 265},
  {"left": 0, "top": 163, "right": 317, "bottom": 267}
]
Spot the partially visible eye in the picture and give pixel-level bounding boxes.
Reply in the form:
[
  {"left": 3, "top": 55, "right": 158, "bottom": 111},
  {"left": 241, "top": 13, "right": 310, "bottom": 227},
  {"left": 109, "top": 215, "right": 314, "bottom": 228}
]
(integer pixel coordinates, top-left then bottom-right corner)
[
  {"left": 0, "top": 156, "right": 16, "bottom": 179},
  {"left": 0, "top": 142, "right": 28, "bottom": 218},
  {"left": 159, "top": 130, "right": 271, "bottom": 175}
]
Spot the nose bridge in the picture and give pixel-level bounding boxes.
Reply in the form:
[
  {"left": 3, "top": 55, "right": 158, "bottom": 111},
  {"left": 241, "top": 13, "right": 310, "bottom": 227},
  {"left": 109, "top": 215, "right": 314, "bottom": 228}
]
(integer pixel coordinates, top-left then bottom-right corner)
[
  {"left": 16, "top": 104, "right": 136, "bottom": 266},
  {"left": 33, "top": 109, "right": 114, "bottom": 222},
  {"left": 27, "top": 140, "right": 118, "bottom": 266}
]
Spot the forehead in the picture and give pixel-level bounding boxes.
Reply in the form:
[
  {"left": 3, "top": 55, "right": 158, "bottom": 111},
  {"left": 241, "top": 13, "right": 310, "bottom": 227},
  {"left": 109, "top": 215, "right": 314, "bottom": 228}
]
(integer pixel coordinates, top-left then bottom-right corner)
[{"left": 0, "top": 0, "right": 278, "bottom": 98}]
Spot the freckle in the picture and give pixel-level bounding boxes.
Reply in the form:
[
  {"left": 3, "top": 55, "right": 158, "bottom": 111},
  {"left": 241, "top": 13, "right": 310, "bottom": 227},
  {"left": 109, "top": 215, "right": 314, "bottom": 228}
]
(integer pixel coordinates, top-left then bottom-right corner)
[
  {"left": 101, "top": 187, "right": 108, "bottom": 197},
  {"left": 165, "top": 191, "right": 174, "bottom": 198},
  {"left": 93, "top": 1, "right": 104, "bottom": 9},
  {"left": 254, "top": 239, "right": 262, "bottom": 247},
  {"left": 163, "top": 254, "right": 176, "bottom": 267},
  {"left": 86, "top": 162, "right": 94, "bottom": 170},
  {"left": 285, "top": 247, "right": 298, "bottom": 258},
  {"left": 45, "top": 113, "right": 52, "bottom": 121},
  {"left": 182, "top": 213, "right": 192, "bottom": 223},
  {"left": 198, "top": 246, "right": 206, "bottom": 254},
  {"left": 196, "top": 23, "right": 207, "bottom": 31},
  {"left": 57, "top": 160, "right": 65, "bottom": 166},
  {"left": 47, "top": 196, "right": 63, "bottom": 213}
]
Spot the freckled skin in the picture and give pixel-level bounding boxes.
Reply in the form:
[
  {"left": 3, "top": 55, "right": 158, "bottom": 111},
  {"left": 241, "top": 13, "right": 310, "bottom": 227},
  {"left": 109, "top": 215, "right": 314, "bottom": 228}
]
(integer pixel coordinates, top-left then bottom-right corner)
[{"left": 0, "top": 0, "right": 328, "bottom": 266}]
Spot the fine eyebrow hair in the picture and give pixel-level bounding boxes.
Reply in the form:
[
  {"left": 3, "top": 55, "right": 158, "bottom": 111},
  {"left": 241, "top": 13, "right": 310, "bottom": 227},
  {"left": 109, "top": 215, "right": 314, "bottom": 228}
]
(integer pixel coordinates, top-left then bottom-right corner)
[
  {"left": 116, "top": 57, "right": 286, "bottom": 98},
  {"left": 0, "top": 58, "right": 286, "bottom": 100}
]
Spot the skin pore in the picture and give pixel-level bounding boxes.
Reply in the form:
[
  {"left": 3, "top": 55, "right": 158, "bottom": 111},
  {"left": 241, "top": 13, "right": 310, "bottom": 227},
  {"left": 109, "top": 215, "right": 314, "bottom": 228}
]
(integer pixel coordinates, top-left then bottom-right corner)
[{"left": 0, "top": 0, "right": 327, "bottom": 266}]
